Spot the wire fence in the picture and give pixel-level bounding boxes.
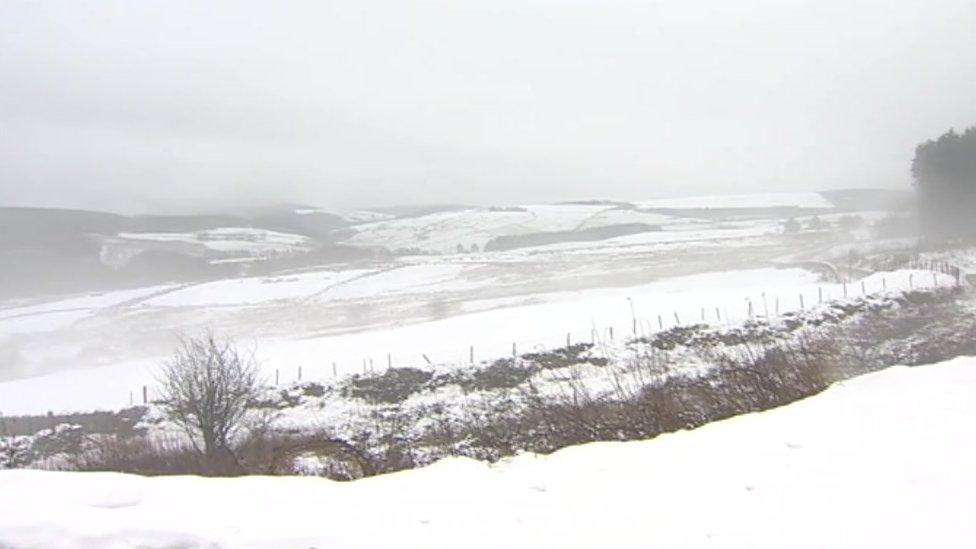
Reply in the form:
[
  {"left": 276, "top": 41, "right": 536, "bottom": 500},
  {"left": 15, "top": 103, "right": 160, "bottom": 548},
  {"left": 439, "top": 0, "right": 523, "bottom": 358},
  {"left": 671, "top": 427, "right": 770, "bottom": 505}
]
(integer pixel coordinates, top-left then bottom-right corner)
[{"left": 131, "top": 265, "right": 964, "bottom": 405}]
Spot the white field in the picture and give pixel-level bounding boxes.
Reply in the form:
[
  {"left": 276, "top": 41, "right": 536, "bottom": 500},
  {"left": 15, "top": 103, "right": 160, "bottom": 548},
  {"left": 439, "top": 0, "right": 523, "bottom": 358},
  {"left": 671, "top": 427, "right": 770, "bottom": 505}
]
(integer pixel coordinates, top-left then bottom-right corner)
[
  {"left": 338, "top": 192, "right": 839, "bottom": 254},
  {"left": 0, "top": 263, "right": 951, "bottom": 415},
  {"left": 2, "top": 191, "right": 924, "bottom": 417},
  {"left": 295, "top": 207, "right": 394, "bottom": 223},
  {"left": 117, "top": 227, "right": 315, "bottom": 255},
  {"left": 341, "top": 203, "right": 678, "bottom": 254},
  {"left": 634, "top": 191, "right": 835, "bottom": 210},
  {"left": 2, "top": 356, "right": 973, "bottom": 548}
]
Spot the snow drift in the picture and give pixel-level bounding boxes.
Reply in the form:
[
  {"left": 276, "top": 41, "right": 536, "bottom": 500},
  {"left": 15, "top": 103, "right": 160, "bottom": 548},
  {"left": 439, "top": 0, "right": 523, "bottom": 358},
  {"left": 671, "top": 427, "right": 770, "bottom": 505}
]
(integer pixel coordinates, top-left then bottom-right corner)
[{"left": 1, "top": 356, "right": 974, "bottom": 548}]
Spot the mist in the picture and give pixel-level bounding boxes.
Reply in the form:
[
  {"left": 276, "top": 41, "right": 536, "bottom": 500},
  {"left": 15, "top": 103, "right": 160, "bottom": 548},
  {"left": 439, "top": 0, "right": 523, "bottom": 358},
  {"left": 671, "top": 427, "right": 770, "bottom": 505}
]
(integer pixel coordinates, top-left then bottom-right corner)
[
  {"left": 2, "top": 0, "right": 974, "bottom": 213},
  {"left": 6, "top": 2, "right": 976, "bottom": 541}
]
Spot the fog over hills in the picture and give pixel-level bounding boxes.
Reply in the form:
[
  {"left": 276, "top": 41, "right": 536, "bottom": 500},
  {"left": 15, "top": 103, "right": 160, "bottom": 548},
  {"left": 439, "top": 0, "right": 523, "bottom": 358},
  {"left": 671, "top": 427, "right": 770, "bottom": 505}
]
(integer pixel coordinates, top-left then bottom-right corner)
[
  {"left": 3, "top": 1, "right": 974, "bottom": 213},
  {"left": 0, "top": 189, "right": 910, "bottom": 299},
  {"left": 2, "top": 1, "right": 976, "bottom": 545}
]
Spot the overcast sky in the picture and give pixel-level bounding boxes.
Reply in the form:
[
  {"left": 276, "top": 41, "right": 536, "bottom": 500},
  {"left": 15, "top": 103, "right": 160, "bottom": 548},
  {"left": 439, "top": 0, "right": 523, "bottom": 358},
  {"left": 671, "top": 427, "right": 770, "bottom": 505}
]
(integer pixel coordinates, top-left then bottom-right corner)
[{"left": 1, "top": 0, "right": 975, "bottom": 214}]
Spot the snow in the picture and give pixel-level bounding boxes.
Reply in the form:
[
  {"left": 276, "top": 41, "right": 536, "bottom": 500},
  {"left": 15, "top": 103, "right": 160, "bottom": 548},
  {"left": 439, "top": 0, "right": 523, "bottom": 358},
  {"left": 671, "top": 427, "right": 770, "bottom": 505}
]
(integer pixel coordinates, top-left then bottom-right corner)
[
  {"left": 141, "top": 269, "right": 376, "bottom": 307},
  {"left": 511, "top": 219, "right": 779, "bottom": 254},
  {"left": 341, "top": 204, "right": 677, "bottom": 254},
  {"left": 294, "top": 207, "right": 393, "bottom": 223},
  {"left": 0, "top": 267, "right": 953, "bottom": 415},
  {"left": 339, "top": 195, "right": 833, "bottom": 254},
  {"left": 2, "top": 356, "right": 974, "bottom": 548},
  {"left": 117, "top": 264, "right": 478, "bottom": 308},
  {"left": 0, "top": 285, "right": 179, "bottom": 335},
  {"left": 635, "top": 191, "right": 835, "bottom": 210},
  {"left": 117, "top": 227, "right": 314, "bottom": 255}
]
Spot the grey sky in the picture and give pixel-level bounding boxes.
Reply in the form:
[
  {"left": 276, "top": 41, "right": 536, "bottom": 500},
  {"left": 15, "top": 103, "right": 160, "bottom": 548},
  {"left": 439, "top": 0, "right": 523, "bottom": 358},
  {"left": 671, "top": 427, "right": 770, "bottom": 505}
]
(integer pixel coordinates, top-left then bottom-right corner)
[{"left": 1, "top": 0, "right": 975, "bottom": 214}]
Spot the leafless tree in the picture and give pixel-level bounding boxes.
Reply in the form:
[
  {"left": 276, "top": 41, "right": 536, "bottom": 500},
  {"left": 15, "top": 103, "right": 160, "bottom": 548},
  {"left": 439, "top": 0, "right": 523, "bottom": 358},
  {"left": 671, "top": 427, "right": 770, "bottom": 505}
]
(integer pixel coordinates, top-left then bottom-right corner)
[{"left": 158, "top": 333, "right": 261, "bottom": 465}]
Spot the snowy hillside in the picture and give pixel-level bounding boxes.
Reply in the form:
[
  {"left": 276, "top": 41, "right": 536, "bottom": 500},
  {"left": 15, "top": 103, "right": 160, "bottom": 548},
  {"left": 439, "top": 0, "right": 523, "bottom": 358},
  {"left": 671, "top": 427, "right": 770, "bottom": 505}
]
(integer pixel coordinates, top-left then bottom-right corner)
[
  {"left": 115, "top": 227, "right": 315, "bottom": 256},
  {"left": 340, "top": 204, "right": 672, "bottom": 254},
  {"left": 0, "top": 266, "right": 950, "bottom": 415},
  {"left": 635, "top": 191, "right": 835, "bottom": 210},
  {"left": 340, "top": 192, "right": 836, "bottom": 254},
  {"left": 1, "top": 356, "right": 973, "bottom": 548}
]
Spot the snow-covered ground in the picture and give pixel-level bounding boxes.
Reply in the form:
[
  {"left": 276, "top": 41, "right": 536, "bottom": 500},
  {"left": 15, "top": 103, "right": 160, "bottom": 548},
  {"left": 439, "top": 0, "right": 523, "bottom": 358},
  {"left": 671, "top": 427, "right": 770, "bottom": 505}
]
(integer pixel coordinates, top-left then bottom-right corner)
[
  {"left": 340, "top": 192, "right": 837, "bottom": 255},
  {"left": 116, "top": 227, "right": 315, "bottom": 255},
  {"left": 0, "top": 191, "right": 920, "bottom": 417},
  {"left": 341, "top": 204, "right": 678, "bottom": 254},
  {"left": 634, "top": 191, "right": 835, "bottom": 210},
  {"left": 2, "top": 356, "right": 973, "bottom": 548},
  {"left": 0, "top": 266, "right": 952, "bottom": 415}
]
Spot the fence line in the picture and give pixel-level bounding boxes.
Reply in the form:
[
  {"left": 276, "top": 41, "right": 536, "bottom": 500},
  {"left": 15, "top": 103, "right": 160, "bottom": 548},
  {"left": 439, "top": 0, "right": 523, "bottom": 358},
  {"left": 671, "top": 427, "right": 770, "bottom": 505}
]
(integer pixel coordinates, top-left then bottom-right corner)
[{"left": 132, "top": 266, "right": 963, "bottom": 402}]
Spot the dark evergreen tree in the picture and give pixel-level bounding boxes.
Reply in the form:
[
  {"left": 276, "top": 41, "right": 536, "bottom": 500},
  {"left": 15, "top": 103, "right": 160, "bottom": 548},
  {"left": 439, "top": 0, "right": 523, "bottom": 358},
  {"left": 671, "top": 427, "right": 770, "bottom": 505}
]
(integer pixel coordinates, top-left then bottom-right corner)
[{"left": 912, "top": 126, "right": 976, "bottom": 239}]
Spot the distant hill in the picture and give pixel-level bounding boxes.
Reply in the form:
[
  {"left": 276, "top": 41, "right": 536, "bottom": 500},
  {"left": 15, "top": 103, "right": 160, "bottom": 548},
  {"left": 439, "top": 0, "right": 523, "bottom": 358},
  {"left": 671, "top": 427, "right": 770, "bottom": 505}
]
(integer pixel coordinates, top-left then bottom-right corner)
[
  {"left": 0, "top": 206, "right": 365, "bottom": 299},
  {"left": 818, "top": 189, "right": 912, "bottom": 212}
]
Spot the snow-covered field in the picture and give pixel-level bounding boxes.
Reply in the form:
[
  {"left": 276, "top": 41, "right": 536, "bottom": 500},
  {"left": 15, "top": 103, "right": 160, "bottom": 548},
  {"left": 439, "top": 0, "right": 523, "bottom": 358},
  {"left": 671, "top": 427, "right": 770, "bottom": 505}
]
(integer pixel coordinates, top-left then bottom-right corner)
[
  {"left": 0, "top": 264, "right": 951, "bottom": 415},
  {"left": 340, "top": 203, "right": 673, "bottom": 254},
  {"left": 116, "top": 227, "right": 315, "bottom": 255},
  {"left": 634, "top": 191, "right": 836, "bottom": 210},
  {"left": 0, "top": 190, "right": 921, "bottom": 417},
  {"left": 2, "top": 356, "right": 973, "bottom": 548},
  {"left": 338, "top": 192, "right": 838, "bottom": 254}
]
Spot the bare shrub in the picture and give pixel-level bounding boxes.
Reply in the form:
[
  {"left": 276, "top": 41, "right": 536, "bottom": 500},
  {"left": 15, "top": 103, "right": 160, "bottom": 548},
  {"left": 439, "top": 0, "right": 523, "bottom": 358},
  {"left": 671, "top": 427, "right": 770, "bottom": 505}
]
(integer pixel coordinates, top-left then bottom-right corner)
[
  {"left": 72, "top": 434, "right": 210, "bottom": 475},
  {"left": 422, "top": 332, "right": 850, "bottom": 460},
  {"left": 157, "top": 333, "right": 260, "bottom": 472}
]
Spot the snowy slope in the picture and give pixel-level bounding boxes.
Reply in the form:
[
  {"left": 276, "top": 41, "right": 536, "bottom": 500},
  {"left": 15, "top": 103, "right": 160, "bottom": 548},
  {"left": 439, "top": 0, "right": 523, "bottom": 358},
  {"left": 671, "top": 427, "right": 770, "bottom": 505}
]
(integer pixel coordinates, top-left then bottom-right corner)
[
  {"left": 635, "top": 191, "right": 834, "bottom": 210},
  {"left": 340, "top": 193, "right": 835, "bottom": 254},
  {"left": 0, "top": 268, "right": 952, "bottom": 415},
  {"left": 2, "top": 356, "right": 974, "bottom": 548},
  {"left": 116, "top": 227, "right": 315, "bottom": 255},
  {"left": 341, "top": 204, "right": 674, "bottom": 254}
]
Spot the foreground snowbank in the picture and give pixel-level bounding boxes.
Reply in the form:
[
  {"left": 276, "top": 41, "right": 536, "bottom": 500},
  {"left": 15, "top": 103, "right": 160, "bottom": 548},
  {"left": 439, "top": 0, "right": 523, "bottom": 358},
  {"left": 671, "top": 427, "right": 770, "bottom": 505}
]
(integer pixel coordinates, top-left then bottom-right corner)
[{"left": 2, "top": 357, "right": 975, "bottom": 548}]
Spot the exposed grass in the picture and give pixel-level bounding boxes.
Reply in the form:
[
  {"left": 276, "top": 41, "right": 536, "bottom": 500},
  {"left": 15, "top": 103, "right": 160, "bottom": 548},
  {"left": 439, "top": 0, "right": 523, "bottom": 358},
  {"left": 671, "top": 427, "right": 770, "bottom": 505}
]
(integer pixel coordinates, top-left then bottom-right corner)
[{"left": 343, "top": 368, "right": 434, "bottom": 404}]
